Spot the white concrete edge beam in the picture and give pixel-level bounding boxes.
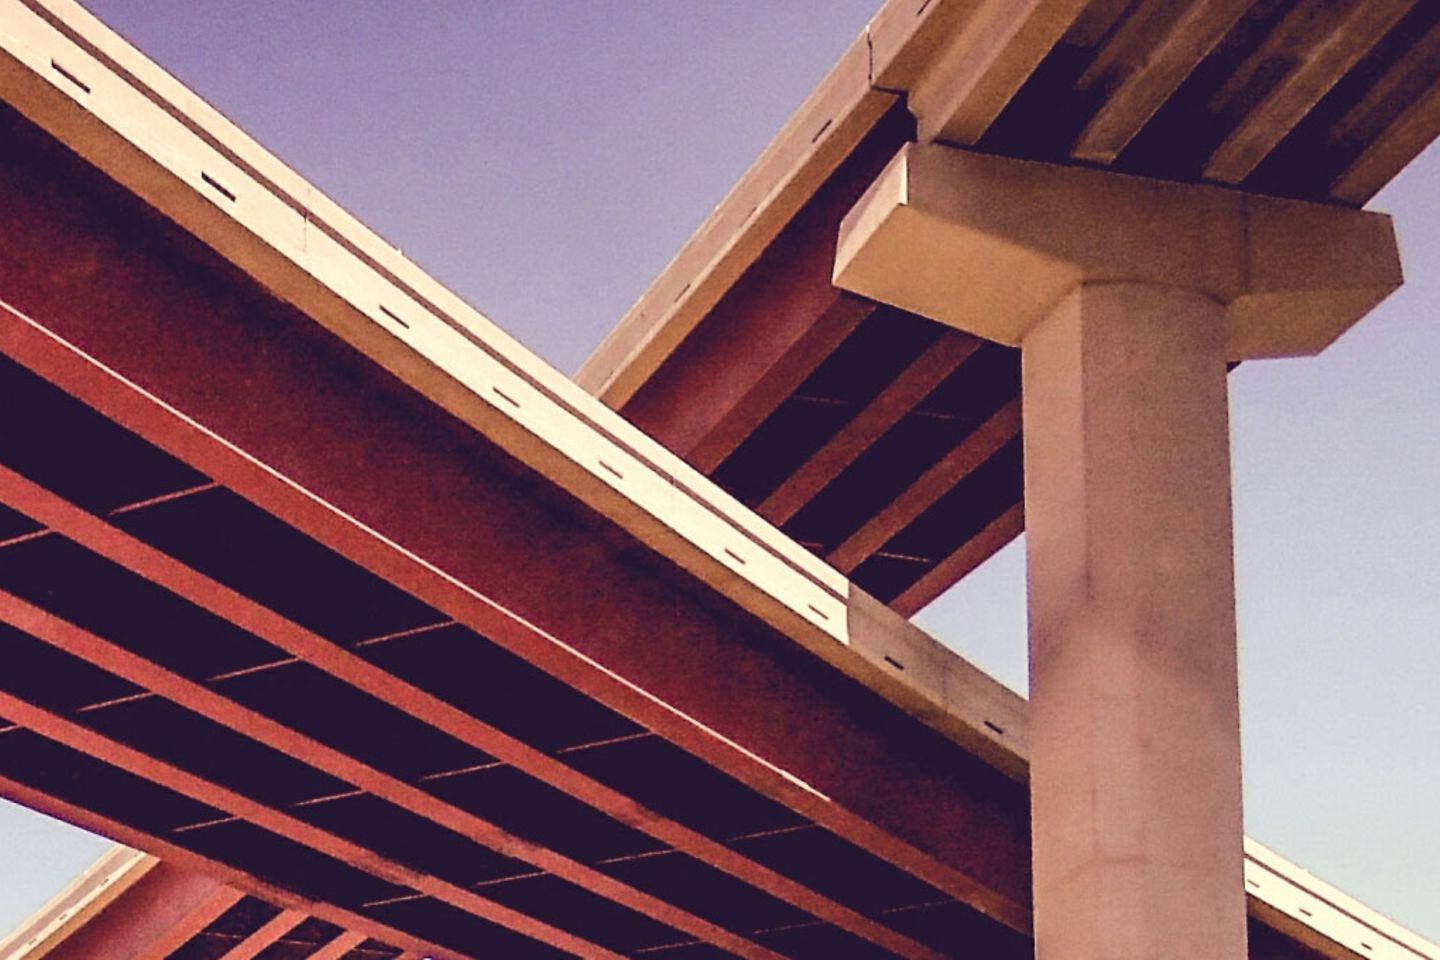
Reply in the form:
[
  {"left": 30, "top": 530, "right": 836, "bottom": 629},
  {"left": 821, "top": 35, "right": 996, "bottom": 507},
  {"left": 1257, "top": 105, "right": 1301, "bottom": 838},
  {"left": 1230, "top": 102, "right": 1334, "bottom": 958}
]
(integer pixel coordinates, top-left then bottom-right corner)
[
  {"left": 579, "top": 0, "right": 1084, "bottom": 407},
  {"left": 0, "top": 846, "right": 152, "bottom": 960},
  {"left": 1244, "top": 839, "right": 1439, "bottom": 960},
  {"left": 575, "top": 30, "right": 895, "bottom": 403},
  {"left": 0, "top": 0, "right": 1041, "bottom": 823},
  {"left": 0, "top": 0, "right": 1049, "bottom": 809},
  {"left": 0, "top": 0, "right": 848, "bottom": 652}
]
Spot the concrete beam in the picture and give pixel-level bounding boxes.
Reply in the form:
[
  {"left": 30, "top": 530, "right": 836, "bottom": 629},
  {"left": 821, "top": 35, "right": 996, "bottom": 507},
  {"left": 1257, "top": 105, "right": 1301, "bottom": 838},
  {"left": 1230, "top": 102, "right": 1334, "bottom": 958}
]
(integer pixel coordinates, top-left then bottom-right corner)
[
  {"left": 835, "top": 143, "right": 1402, "bottom": 359},
  {"left": 898, "top": 0, "right": 1089, "bottom": 146}
]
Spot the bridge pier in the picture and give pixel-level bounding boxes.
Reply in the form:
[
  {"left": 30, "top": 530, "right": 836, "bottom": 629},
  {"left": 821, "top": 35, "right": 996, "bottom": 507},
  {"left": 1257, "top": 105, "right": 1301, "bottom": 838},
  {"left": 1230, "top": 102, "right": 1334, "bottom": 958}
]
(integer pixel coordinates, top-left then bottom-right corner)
[
  {"left": 1021, "top": 281, "right": 1243, "bottom": 959},
  {"left": 834, "top": 142, "right": 1401, "bottom": 959}
]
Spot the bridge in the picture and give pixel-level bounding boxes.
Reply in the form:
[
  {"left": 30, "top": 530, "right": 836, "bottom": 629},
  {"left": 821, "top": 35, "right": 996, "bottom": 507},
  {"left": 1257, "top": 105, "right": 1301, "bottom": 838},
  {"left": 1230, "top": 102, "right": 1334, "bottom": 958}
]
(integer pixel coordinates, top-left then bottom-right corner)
[{"left": 0, "top": 1, "right": 1435, "bottom": 958}]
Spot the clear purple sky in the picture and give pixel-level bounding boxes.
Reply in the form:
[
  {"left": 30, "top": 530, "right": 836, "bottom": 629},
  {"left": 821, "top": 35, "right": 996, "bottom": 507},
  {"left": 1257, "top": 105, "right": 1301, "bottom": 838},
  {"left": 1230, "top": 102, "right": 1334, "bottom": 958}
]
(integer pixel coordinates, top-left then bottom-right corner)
[{"left": 1, "top": 0, "right": 1436, "bottom": 947}]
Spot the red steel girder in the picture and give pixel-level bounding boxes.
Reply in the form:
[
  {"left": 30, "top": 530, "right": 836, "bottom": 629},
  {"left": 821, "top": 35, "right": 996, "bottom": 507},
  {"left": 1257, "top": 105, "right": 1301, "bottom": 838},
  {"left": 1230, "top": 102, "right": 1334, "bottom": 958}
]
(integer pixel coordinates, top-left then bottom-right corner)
[
  {"left": 0, "top": 774, "right": 456, "bottom": 960},
  {"left": 0, "top": 420, "right": 942, "bottom": 960},
  {"left": 0, "top": 685, "right": 626, "bottom": 960},
  {"left": 0, "top": 577, "right": 789, "bottom": 960},
  {"left": 0, "top": 120, "right": 1030, "bottom": 932}
]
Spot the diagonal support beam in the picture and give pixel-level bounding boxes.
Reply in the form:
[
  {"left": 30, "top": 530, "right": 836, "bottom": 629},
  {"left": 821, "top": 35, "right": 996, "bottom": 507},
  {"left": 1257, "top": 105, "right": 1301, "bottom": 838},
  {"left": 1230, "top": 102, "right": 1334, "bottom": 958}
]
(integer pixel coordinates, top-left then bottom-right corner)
[
  {"left": 0, "top": 297, "right": 1031, "bottom": 936},
  {"left": 0, "top": 774, "right": 444, "bottom": 960},
  {"left": 0, "top": 583, "right": 786, "bottom": 960},
  {"left": 0, "top": 686, "right": 625, "bottom": 960},
  {"left": 130, "top": 888, "right": 247, "bottom": 960},
  {"left": 0, "top": 461, "right": 944, "bottom": 960},
  {"left": 0, "top": 856, "right": 244, "bottom": 960},
  {"left": 890, "top": 502, "right": 1024, "bottom": 618},
  {"left": 640, "top": 295, "right": 878, "bottom": 474},
  {"left": 305, "top": 931, "right": 370, "bottom": 960},
  {"left": 759, "top": 332, "right": 979, "bottom": 525},
  {"left": 213, "top": 910, "right": 307, "bottom": 960},
  {"left": 827, "top": 400, "right": 1020, "bottom": 574}
]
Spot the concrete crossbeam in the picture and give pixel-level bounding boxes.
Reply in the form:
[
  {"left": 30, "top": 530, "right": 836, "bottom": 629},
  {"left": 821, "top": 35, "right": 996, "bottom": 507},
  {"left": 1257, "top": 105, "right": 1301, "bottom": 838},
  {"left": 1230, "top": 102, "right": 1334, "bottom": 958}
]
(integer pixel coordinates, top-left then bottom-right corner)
[{"left": 834, "top": 143, "right": 1402, "bottom": 359}]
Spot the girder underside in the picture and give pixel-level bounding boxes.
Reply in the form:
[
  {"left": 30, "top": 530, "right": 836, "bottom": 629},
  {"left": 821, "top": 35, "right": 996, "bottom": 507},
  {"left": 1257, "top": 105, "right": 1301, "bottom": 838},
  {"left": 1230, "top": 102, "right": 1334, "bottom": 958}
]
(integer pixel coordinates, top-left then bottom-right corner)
[
  {"left": 592, "top": 0, "right": 1440, "bottom": 617},
  {"left": 0, "top": 99, "right": 1026, "bottom": 960}
]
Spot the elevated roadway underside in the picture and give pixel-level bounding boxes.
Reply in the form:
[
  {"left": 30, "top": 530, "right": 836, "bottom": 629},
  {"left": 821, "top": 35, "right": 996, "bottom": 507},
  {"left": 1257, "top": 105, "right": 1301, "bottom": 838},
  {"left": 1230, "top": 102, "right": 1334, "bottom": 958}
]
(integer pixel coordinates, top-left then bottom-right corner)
[
  {"left": 0, "top": 94, "right": 1032, "bottom": 960},
  {"left": 0, "top": 86, "right": 1420, "bottom": 960},
  {"left": 0, "top": 0, "right": 1436, "bottom": 958},
  {"left": 10, "top": 842, "right": 1420, "bottom": 960},
  {"left": 582, "top": 0, "right": 1440, "bottom": 615}
]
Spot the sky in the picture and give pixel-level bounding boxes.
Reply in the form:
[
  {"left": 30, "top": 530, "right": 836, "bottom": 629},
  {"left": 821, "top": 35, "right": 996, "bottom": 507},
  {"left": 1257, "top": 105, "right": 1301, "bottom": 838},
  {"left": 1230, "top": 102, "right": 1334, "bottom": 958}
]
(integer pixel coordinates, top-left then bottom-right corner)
[{"left": 1, "top": 0, "right": 1436, "bottom": 948}]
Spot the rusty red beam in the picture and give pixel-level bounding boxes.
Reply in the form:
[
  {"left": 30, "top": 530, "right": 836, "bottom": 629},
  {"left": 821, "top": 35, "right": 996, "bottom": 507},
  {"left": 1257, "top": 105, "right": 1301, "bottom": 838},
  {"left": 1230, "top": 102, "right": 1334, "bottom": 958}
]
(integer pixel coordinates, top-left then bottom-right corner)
[
  {"left": 0, "top": 289, "right": 1030, "bottom": 937},
  {"left": 130, "top": 886, "right": 247, "bottom": 960},
  {"left": 618, "top": 109, "right": 912, "bottom": 473},
  {"left": 213, "top": 910, "right": 307, "bottom": 960},
  {"left": 0, "top": 455, "right": 943, "bottom": 960},
  {"left": 828, "top": 400, "right": 1022, "bottom": 575},
  {"left": 635, "top": 293, "right": 876, "bottom": 474},
  {"left": 307, "top": 931, "right": 370, "bottom": 960},
  {"left": 0, "top": 686, "right": 623, "bottom": 960},
  {"left": 17, "top": 862, "right": 242, "bottom": 960},
  {"left": 0, "top": 579, "right": 786, "bottom": 960},
  {"left": 891, "top": 503, "right": 1025, "bottom": 618},
  {"left": 759, "top": 331, "right": 980, "bottom": 525},
  {"left": 0, "top": 775, "right": 453, "bottom": 960},
  {"left": 0, "top": 136, "right": 1032, "bottom": 931}
]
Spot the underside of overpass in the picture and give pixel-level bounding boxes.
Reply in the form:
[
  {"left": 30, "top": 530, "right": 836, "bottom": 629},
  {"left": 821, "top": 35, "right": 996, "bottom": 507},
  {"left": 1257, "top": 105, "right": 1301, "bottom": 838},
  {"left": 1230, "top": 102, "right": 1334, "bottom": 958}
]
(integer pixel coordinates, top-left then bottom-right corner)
[
  {"left": 9, "top": 840, "right": 1417, "bottom": 960},
  {"left": 0, "top": 0, "right": 1436, "bottom": 959},
  {"left": 0, "top": 96, "right": 1033, "bottom": 959},
  {"left": 583, "top": 0, "right": 1440, "bottom": 613}
]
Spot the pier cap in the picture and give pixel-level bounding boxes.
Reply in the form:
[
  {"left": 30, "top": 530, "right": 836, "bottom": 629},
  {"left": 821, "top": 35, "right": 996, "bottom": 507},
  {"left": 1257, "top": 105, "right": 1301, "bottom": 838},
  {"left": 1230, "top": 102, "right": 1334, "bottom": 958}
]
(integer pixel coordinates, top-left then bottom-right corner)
[{"left": 835, "top": 143, "right": 1403, "bottom": 359}]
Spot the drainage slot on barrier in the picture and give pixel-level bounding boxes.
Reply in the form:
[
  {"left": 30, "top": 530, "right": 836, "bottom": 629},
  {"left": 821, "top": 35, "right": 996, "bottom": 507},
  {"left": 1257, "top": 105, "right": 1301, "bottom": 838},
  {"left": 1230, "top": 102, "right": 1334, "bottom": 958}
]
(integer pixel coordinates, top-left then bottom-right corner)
[
  {"left": 50, "top": 59, "right": 90, "bottom": 94},
  {"left": 378, "top": 304, "right": 410, "bottom": 329},
  {"left": 200, "top": 171, "right": 236, "bottom": 202}
]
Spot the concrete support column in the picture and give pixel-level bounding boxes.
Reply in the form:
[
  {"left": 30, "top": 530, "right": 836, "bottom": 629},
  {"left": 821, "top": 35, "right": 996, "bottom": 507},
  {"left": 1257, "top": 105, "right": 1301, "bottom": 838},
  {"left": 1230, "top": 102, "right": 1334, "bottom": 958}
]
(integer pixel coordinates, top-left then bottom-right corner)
[
  {"left": 1022, "top": 282, "right": 1244, "bottom": 960},
  {"left": 832, "top": 143, "right": 1401, "bottom": 960}
]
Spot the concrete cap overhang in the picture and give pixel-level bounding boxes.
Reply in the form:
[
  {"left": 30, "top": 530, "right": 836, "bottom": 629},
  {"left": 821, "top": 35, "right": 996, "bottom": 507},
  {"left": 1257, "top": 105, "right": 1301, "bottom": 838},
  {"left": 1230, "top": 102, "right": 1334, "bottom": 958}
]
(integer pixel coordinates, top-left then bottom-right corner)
[{"left": 834, "top": 143, "right": 1404, "bottom": 360}]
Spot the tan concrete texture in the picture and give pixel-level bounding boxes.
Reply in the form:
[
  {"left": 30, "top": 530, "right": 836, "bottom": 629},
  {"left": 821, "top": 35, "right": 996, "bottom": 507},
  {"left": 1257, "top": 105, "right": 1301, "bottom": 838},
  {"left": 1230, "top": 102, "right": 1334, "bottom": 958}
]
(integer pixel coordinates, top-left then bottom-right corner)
[
  {"left": 1023, "top": 283, "right": 1247, "bottom": 960},
  {"left": 833, "top": 142, "right": 1403, "bottom": 359}
]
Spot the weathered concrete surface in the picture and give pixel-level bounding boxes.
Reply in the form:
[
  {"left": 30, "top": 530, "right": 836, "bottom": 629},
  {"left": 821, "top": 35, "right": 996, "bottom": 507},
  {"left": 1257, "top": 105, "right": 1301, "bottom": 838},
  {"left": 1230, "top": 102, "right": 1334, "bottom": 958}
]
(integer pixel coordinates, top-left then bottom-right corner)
[
  {"left": 1023, "top": 283, "right": 1246, "bottom": 960},
  {"left": 834, "top": 143, "right": 1402, "bottom": 359}
]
